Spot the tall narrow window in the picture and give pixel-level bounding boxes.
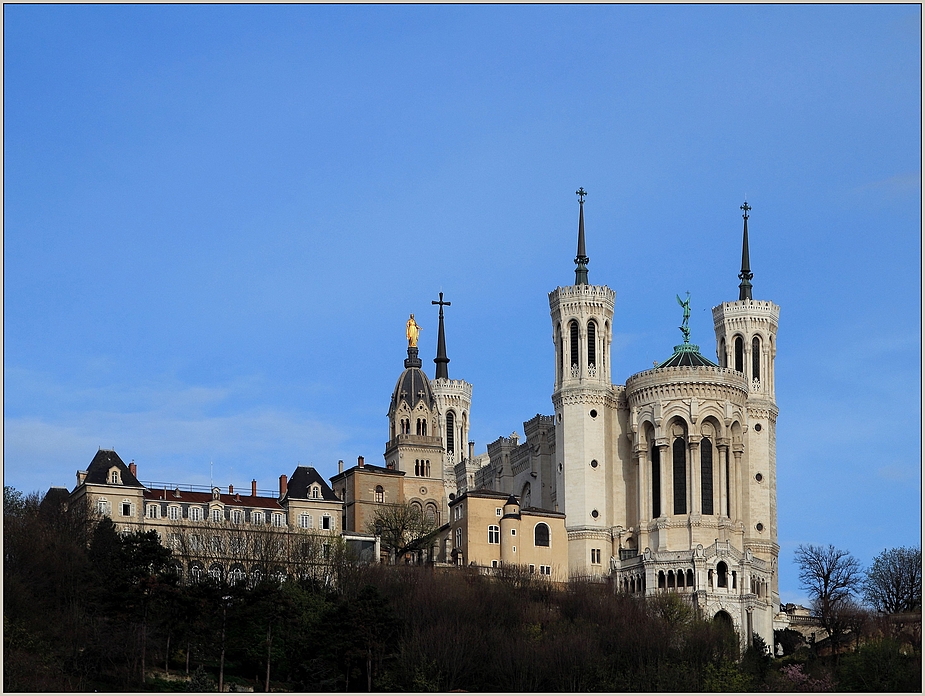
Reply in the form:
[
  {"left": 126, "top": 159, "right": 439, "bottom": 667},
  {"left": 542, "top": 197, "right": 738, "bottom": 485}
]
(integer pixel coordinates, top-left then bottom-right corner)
[
  {"left": 651, "top": 443, "right": 661, "bottom": 518},
  {"left": 446, "top": 411, "right": 455, "bottom": 454},
  {"left": 587, "top": 320, "right": 597, "bottom": 371},
  {"left": 701, "top": 437, "right": 714, "bottom": 515},
  {"left": 719, "top": 337, "right": 727, "bottom": 367},
  {"left": 734, "top": 336, "right": 744, "bottom": 372},
  {"left": 752, "top": 337, "right": 761, "bottom": 381},
  {"left": 557, "top": 324, "right": 563, "bottom": 382},
  {"left": 569, "top": 321, "right": 580, "bottom": 372},
  {"left": 488, "top": 525, "right": 500, "bottom": 544},
  {"left": 673, "top": 437, "right": 687, "bottom": 515},
  {"left": 375, "top": 485, "right": 384, "bottom": 503}
]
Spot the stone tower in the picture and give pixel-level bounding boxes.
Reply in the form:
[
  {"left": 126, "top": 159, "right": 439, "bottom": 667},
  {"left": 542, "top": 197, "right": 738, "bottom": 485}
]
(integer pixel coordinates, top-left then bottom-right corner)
[
  {"left": 549, "top": 189, "right": 618, "bottom": 573},
  {"left": 428, "top": 293, "right": 473, "bottom": 495},
  {"left": 384, "top": 325, "right": 446, "bottom": 521},
  {"left": 711, "top": 202, "right": 781, "bottom": 623}
]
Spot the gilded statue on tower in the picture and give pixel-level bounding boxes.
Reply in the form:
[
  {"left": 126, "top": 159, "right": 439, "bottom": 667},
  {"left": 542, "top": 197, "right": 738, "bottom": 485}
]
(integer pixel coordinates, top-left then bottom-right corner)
[{"left": 406, "top": 313, "right": 422, "bottom": 347}]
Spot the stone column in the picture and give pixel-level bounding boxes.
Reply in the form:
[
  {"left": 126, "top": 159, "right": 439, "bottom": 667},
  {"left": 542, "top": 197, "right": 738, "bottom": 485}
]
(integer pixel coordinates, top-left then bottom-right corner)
[
  {"left": 732, "top": 444, "right": 745, "bottom": 524},
  {"left": 717, "top": 440, "right": 729, "bottom": 518},
  {"left": 688, "top": 435, "right": 701, "bottom": 515}
]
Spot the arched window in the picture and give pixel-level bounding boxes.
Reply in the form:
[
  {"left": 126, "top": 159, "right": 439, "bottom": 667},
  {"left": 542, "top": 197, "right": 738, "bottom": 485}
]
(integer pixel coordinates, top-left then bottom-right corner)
[
  {"left": 673, "top": 437, "right": 687, "bottom": 515},
  {"left": 521, "top": 482, "right": 531, "bottom": 508},
  {"left": 110, "top": 471, "right": 119, "bottom": 484},
  {"left": 651, "top": 443, "right": 661, "bottom": 518},
  {"left": 229, "top": 566, "right": 245, "bottom": 585},
  {"left": 190, "top": 564, "right": 204, "bottom": 583},
  {"left": 667, "top": 570, "right": 675, "bottom": 588},
  {"left": 455, "top": 527, "right": 462, "bottom": 554},
  {"left": 719, "top": 337, "right": 727, "bottom": 367},
  {"left": 421, "top": 420, "right": 427, "bottom": 436},
  {"left": 189, "top": 506, "right": 202, "bottom": 522},
  {"left": 310, "top": 485, "right": 321, "bottom": 499},
  {"left": 587, "top": 320, "right": 597, "bottom": 371},
  {"left": 425, "top": 503, "right": 437, "bottom": 525},
  {"left": 717, "top": 561, "right": 728, "bottom": 588},
  {"left": 534, "top": 522, "right": 550, "bottom": 547},
  {"left": 208, "top": 564, "right": 223, "bottom": 581},
  {"left": 752, "top": 336, "right": 761, "bottom": 381},
  {"left": 375, "top": 485, "right": 384, "bottom": 503},
  {"left": 701, "top": 437, "right": 714, "bottom": 515},
  {"left": 687, "top": 569, "right": 694, "bottom": 587},
  {"left": 734, "top": 336, "right": 744, "bottom": 372},
  {"left": 446, "top": 411, "right": 455, "bottom": 454},
  {"left": 658, "top": 571, "right": 666, "bottom": 589},
  {"left": 569, "top": 320, "right": 580, "bottom": 372}
]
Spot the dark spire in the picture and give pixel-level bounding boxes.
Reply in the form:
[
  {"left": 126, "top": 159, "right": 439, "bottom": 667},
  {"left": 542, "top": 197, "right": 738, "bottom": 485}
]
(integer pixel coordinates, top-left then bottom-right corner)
[
  {"left": 574, "top": 187, "right": 589, "bottom": 285},
  {"left": 738, "top": 201, "right": 753, "bottom": 301},
  {"left": 432, "top": 292, "right": 451, "bottom": 380}
]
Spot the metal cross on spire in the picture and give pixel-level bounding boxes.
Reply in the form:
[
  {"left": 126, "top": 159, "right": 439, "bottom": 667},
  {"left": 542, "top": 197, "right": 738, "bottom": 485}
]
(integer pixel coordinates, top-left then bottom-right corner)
[
  {"left": 741, "top": 200, "right": 751, "bottom": 220},
  {"left": 574, "top": 188, "right": 589, "bottom": 285},
  {"left": 432, "top": 291, "right": 451, "bottom": 380},
  {"left": 738, "top": 200, "right": 753, "bottom": 301},
  {"left": 576, "top": 187, "right": 587, "bottom": 204}
]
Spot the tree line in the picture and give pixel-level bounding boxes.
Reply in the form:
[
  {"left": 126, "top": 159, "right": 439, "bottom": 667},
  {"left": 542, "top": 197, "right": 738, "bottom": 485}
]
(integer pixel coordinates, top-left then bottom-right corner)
[{"left": 4, "top": 485, "right": 921, "bottom": 692}]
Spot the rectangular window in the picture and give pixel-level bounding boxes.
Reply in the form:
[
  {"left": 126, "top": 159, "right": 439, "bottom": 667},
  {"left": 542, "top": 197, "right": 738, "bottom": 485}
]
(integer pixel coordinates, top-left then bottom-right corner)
[
  {"left": 511, "top": 529, "right": 516, "bottom": 536},
  {"left": 231, "top": 509, "right": 242, "bottom": 524},
  {"left": 491, "top": 560, "right": 498, "bottom": 568},
  {"left": 147, "top": 505, "right": 159, "bottom": 519},
  {"left": 97, "top": 499, "right": 111, "bottom": 516},
  {"left": 189, "top": 534, "right": 202, "bottom": 552},
  {"left": 122, "top": 502, "right": 132, "bottom": 517},
  {"left": 529, "top": 564, "right": 535, "bottom": 574},
  {"left": 230, "top": 537, "right": 246, "bottom": 554},
  {"left": 189, "top": 506, "right": 202, "bottom": 521},
  {"left": 211, "top": 508, "right": 223, "bottom": 523},
  {"left": 455, "top": 527, "right": 462, "bottom": 549},
  {"left": 299, "top": 513, "right": 312, "bottom": 529},
  {"left": 210, "top": 536, "right": 222, "bottom": 553},
  {"left": 540, "top": 565, "right": 551, "bottom": 575},
  {"left": 488, "top": 525, "right": 500, "bottom": 544},
  {"left": 321, "top": 515, "right": 332, "bottom": 531},
  {"left": 168, "top": 506, "right": 179, "bottom": 520},
  {"left": 111, "top": 471, "right": 119, "bottom": 484},
  {"left": 272, "top": 513, "right": 284, "bottom": 527},
  {"left": 167, "top": 533, "right": 181, "bottom": 550},
  {"left": 591, "top": 549, "right": 601, "bottom": 564},
  {"left": 496, "top": 508, "right": 502, "bottom": 516},
  {"left": 252, "top": 511, "right": 263, "bottom": 525}
]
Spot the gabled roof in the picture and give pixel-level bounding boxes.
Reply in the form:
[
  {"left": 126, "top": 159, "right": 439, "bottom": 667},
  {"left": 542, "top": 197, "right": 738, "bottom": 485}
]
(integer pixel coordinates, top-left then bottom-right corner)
[
  {"left": 330, "top": 462, "right": 405, "bottom": 481},
  {"left": 285, "top": 466, "right": 340, "bottom": 502},
  {"left": 81, "top": 449, "right": 143, "bottom": 488},
  {"left": 449, "top": 489, "right": 513, "bottom": 506}
]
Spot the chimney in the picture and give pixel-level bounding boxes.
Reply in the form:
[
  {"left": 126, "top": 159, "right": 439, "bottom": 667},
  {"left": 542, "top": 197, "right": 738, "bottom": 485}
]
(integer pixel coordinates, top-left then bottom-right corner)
[
  {"left": 76, "top": 470, "right": 87, "bottom": 487},
  {"left": 338, "top": 459, "right": 344, "bottom": 474},
  {"left": 358, "top": 455, "right": 365, "bottom": 468},
  {"left": 468, "top": 441, "right": 475, "bottom": 461},
  {"left": 279, "top": 474, "right": 287, "bottom": 498},
  {"left": 251, "top": 479, "right": 257, "bottom": 497},
  {"left": 129, "top": 460, "right": 137, "bottom": 477},
  {"left": 228, "top": 484, "right": 234, "bottom": 495}
]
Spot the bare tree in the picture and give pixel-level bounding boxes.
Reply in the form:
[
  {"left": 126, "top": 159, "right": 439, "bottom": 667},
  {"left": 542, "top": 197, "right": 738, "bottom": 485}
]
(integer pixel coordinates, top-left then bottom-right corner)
[
  {"left": 863, "top": 546, "right": 922, "bottom": 614},
  {"left": 369, "top": 503, "right": 441, "bottom": 564},
  {"left": 794, "top": 543, "right": 863, "bottom": 651}
]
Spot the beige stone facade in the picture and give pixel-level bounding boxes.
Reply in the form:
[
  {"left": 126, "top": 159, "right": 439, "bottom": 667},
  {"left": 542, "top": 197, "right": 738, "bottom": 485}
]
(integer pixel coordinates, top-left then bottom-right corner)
[{"left": 448, "top": 490, "right": 568, "bottom": 581}]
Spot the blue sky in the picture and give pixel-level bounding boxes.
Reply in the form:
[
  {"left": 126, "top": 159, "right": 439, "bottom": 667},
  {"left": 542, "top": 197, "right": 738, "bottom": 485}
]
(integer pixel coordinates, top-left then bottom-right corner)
[{"left": 4, "top": 4, "right": 920, "bottom": 603}]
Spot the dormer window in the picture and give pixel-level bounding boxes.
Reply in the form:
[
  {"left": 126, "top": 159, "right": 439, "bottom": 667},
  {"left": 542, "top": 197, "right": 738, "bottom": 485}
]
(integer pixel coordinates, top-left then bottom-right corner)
[
  {"left": 110, "top": 471, "right": 119, "bottom": 484},
  {"left": 310, "top": 485, "right": 321, "bottom": 499}
]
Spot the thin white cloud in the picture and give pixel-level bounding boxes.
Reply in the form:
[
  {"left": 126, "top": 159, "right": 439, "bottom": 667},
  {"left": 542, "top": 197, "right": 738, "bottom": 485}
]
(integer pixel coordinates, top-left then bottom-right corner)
[{"left": 852, "top": 171, "right": 921, "bottom": 201}]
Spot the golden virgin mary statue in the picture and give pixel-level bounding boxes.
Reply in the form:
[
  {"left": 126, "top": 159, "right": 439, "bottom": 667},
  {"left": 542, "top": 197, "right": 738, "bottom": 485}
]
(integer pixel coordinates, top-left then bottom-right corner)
[{"left": 406, "top": 313, "right": 422, "bottom": 347}]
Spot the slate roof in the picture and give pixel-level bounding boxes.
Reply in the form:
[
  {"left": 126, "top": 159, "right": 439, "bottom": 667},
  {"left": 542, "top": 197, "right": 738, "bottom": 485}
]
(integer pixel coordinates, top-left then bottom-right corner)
[
  {"left": 142, "top": 488, "right": 284, "bottom": 508},
  {"left": 82, "top": 449, "right": 143, "bottom": 487},
  {"left": 285, "top": 465, "right": 340, "bottom": 501},
  {"left": 390, "top": 366, "right": 436, "bottom": 413},
  {"left": 657, "top": 343, "right": 718, "bottom": 368},
  {"left": 330, "top": 462, "right": 405, "bottom": 481}
]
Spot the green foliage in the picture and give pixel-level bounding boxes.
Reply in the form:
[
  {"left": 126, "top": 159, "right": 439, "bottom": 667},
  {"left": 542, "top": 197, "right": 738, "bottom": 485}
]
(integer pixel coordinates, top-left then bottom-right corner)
[
  {"left": 837, "top": 638, "right": 922, "bottom": 692},
  {"left": 187, "top": 664, "right": 215, "bottom": 692},
  {"left": 775, "top": 627, "right": 806, "bottom": 656},
  {"left": 703, "top": 658, "right": 753, "bottom": 692}
]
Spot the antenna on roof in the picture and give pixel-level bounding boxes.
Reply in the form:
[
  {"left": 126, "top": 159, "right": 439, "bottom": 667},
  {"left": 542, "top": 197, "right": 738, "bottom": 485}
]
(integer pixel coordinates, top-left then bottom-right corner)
[{"left": 210, "top": 459, "right": 213, "bottom": 488}]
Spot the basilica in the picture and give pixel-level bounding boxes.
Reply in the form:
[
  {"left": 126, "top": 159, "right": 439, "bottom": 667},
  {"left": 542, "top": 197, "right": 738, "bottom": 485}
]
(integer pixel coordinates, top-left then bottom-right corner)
[{"left": 58, "top": 190, "right": 780, "bottom": 647}]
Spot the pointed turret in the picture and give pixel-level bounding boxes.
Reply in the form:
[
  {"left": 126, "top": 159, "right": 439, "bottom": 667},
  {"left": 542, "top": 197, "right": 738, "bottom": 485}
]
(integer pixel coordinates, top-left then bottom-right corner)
[
  {"left": 432, "top": 292, "right": 451, "bottom": 380},
  {"left": 574, "top": 188, "right": 589, "bottom": 285},
  {"left": 738, "top": 201, "right": 753, "bottom": 301}
]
